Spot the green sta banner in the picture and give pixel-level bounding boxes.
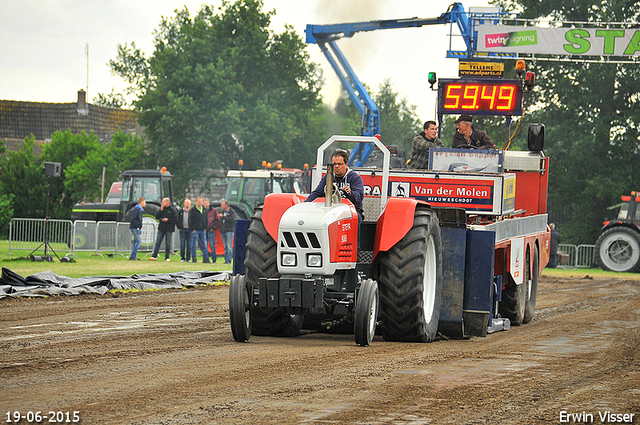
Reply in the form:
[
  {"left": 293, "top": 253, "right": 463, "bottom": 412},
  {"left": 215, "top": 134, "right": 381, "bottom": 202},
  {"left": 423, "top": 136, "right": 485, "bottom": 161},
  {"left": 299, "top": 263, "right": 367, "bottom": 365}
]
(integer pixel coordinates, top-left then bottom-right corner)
[{"left": 477, "top": 24, "right": 640, "bottom": 57}]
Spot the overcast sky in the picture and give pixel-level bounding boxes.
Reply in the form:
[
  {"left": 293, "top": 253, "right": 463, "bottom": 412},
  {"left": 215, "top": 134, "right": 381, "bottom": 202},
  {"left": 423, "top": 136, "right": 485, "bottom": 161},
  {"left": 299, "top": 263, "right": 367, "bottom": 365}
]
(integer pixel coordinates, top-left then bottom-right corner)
[{"left": 0, "top": 0, "right": 492, "bottom": 122}]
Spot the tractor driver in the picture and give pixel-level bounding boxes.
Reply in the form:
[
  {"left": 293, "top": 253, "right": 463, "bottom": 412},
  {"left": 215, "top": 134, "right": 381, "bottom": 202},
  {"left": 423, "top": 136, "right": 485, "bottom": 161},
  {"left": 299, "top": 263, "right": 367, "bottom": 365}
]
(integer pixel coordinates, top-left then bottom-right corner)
[{"left": 305, "top": 149, "right": 365, "bottom": 224}]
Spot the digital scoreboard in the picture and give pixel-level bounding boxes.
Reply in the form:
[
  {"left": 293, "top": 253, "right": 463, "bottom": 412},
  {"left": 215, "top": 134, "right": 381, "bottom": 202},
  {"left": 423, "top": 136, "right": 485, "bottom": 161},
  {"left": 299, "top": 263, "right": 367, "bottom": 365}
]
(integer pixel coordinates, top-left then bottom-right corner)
[{"left": 437, "top": 79, "right": 524, "bottom": 116}]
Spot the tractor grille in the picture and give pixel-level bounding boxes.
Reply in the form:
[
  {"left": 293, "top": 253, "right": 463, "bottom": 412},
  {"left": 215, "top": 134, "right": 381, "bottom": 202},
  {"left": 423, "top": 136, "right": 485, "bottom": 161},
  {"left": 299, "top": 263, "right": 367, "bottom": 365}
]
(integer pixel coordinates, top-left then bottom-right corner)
[
  {"left": 282, "top": 231, "right": 321, "bottom": 249},
  {"left": 337, "top": 243, "right": 355, "bottom": 261}
]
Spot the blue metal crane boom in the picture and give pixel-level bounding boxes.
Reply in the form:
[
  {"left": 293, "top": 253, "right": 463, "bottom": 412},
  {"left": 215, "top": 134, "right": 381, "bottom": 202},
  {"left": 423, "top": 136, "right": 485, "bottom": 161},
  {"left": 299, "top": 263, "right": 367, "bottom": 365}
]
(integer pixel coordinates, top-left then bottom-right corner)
[{"left": 305, "top": 2, "right": 502, "bottom": 166}]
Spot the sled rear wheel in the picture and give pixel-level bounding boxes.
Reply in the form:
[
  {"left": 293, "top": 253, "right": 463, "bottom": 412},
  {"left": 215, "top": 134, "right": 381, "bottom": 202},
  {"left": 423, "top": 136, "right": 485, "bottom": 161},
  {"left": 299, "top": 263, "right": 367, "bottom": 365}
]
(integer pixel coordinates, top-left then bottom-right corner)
[{"left": 523, "top": 245, "right": 539, "bottom": 324}]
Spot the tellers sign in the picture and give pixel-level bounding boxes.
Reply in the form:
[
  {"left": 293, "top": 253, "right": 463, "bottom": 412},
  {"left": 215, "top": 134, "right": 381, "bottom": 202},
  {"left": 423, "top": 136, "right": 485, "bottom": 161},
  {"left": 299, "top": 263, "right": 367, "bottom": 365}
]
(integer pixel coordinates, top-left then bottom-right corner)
[{"left": 437, "top": 78, "right": 524, "bottom": 116}]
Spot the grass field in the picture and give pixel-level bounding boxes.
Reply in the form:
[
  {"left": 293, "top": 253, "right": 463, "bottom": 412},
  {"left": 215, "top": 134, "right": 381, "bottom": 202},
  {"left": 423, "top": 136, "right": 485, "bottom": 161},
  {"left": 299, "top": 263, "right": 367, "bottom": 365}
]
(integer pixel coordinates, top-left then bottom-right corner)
[
  {"left": 0, "top": 240, "right": 232, "bottom": 279},
  {"left": 2, "top": 240, "right": 638, "bottom": 281},
  {"left": 541, "top": 266, "right": 640, "bottom": 280}
]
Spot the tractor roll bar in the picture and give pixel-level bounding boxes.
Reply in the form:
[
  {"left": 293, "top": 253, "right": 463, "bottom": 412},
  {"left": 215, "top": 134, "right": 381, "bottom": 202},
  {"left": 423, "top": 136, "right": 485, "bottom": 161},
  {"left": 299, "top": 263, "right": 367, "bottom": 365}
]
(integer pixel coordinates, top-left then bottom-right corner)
[{"left": 314, "top": 135, "right": 390, "bottom": 212}]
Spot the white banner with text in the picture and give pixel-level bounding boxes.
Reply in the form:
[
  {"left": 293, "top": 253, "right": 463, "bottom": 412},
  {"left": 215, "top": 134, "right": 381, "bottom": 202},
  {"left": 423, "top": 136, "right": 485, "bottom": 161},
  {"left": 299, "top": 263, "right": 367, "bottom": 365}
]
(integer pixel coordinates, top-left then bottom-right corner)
[{"left": 477, "top": 24, "right": 640, "bottom": 57}]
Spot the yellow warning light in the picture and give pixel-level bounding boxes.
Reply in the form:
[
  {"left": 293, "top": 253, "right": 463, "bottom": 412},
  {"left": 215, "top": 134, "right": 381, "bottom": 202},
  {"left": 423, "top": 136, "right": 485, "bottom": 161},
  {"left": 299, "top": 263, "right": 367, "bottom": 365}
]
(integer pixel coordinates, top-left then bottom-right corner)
[{"left": 516, "top": 60, "right": 526, "bottom": 78}]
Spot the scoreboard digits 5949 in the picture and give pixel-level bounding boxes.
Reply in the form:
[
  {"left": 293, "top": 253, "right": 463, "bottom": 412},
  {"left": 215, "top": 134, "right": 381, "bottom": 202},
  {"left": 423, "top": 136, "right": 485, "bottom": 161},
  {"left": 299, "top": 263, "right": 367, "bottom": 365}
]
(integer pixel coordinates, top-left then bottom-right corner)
[{"left": 437, "top": 79, "right": 523, "bottom": 116}]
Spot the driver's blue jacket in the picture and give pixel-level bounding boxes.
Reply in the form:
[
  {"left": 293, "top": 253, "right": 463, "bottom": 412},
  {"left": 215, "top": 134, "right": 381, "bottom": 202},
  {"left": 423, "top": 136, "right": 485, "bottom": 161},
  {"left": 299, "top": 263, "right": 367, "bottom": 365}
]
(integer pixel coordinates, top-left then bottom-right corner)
[{"left": 306, "top": 168, "right": 364, "bottom": 220}]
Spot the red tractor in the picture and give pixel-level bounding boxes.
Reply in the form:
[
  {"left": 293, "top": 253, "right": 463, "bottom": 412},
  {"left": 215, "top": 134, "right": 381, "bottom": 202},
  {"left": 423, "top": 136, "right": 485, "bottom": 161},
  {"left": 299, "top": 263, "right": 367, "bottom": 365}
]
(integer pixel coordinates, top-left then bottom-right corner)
[{"left": 595, "top": 192, "right": 640, "bottom": 273}]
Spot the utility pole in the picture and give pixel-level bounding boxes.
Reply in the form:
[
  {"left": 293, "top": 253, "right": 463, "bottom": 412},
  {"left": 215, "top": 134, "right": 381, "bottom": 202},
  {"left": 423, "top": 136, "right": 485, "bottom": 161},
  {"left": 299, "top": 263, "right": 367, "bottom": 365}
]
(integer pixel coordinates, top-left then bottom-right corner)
[{"left": 85, "top": 42, "right": 89, "bottom": 97}]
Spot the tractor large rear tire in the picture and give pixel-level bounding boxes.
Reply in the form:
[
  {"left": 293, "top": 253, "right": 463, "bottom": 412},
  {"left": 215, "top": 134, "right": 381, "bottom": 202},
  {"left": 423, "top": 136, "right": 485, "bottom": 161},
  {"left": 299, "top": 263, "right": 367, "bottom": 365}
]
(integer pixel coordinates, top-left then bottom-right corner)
[
  {"left": 500, "top": 247, "right": 529, "bottom": 326},
  {"left": 595, "top": 227, "right": 640, "bottom": 273},
  {"left": 523, "top": 244, "right": 539, "bottom": 324},
  {"left": 378, "top": 209, "right": 443, "bottom": 342},
  {"left": 244, "top": 208, "right": 303, "bottom": 337}
]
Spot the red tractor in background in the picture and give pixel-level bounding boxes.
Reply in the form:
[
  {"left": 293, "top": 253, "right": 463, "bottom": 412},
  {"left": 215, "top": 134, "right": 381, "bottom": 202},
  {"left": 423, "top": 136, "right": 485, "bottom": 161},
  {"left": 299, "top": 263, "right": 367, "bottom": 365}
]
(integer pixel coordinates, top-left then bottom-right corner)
[{"left": 595, "top": 192, "right": 640, "bottom": 273}]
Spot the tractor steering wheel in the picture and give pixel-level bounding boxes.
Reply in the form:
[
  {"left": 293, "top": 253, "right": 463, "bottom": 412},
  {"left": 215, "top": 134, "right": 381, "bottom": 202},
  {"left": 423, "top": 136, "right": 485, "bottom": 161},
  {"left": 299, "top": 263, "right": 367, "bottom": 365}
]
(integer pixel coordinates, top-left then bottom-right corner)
[{"left": 456, "top": 143, "right": 476, "bottom": 150}]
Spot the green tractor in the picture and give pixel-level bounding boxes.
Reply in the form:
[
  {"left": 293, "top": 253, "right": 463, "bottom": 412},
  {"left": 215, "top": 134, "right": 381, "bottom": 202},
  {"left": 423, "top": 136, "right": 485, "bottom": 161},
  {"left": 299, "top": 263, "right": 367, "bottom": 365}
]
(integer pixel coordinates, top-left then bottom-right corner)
[
  {"left": 216, "top": 168, "right": 309, "bottom": 219},
  {"left": 70, "top": 169, "right": 174, "bottom": 250}
]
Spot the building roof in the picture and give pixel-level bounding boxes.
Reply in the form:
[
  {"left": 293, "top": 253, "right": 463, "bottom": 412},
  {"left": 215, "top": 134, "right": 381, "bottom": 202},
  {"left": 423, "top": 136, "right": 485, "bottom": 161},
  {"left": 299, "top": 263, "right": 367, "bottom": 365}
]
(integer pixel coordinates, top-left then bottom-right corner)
[{"left": 0, "top": 90, "right": 142, "bottom": 148}]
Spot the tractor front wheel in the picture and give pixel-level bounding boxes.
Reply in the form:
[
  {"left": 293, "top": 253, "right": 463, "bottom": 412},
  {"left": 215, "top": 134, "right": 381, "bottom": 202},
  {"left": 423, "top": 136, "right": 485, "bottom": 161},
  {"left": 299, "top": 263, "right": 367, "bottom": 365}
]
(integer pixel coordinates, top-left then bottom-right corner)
[
  {"left": 229, "top": 274, "right": 251, "bottom": 342},
  {"left": 354, "top": 279, "right": 379, "bottom": 346}
]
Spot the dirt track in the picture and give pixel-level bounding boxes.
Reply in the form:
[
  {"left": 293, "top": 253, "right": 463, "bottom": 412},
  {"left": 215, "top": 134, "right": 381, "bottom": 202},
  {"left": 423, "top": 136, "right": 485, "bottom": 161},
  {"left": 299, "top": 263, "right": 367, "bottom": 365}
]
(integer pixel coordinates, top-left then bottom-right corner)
[{"left": 1, "top": 274, "right": 639, "bottom": 425}]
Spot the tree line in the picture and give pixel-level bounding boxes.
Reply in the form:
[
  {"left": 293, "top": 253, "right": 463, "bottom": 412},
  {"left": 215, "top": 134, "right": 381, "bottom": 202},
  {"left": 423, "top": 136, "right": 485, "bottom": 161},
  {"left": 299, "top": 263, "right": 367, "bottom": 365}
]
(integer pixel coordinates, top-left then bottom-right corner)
[
  {"left": 0, "top": 131, "right": 148, "bottom": 236},
  {"left": 105, "top": 0, "right": 420, "bottom": 193},
  {"left": 2, "top": 0, "right": 639, "bottom": 246},
  {"left": 0, "top": 0, "right": 418, "bottom": 237}
]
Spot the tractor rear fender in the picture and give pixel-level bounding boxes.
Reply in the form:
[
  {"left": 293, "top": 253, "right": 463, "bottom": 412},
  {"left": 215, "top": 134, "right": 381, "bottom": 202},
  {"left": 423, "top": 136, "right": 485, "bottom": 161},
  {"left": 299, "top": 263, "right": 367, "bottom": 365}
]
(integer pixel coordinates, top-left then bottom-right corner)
[
  {"left": 601, "top": 221, "right": 640, "bottom": 234},
  {"left": 374, "top": 197, "right": 428, "bottom": 259},
  {"left": 261, "top": 193, "right": 307, "bottom": 241}
]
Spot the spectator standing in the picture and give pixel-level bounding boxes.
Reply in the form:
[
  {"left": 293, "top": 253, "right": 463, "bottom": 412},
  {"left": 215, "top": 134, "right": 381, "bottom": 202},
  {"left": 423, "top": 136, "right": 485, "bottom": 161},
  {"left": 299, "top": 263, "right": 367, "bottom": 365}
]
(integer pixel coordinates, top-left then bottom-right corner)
[
  {"left": 177, "top": 199, "right": 192, "bottom": 262},
  {"left": 129, "top": 197, "right": 145, "bottom": 261},
  {"left": 150, "top": 197, "right": 177, "bottom": 261},
  {"left": 219, "top": 200, "right": 236, "bottom": 264},
  {"left": 204, "top": 198, "right": 220, "bottom": 263},
  {"left": 549, "top": 223, "right": 561, "bottom": 268},
  {"left": 189, "top": 196, "right": 210, "bottom": 263}
]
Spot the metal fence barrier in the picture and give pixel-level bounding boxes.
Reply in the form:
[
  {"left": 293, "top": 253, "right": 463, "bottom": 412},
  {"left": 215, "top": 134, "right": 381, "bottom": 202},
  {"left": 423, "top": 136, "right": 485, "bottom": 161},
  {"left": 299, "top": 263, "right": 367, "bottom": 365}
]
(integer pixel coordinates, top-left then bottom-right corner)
[
  {"left": 8, "top": 218, "right": 73, "bottom": 256},
  {"left": 557, "top": 243, "right": 596, "bottom": 269},
  {"left": 71, "top": 220, "right": 98, "bottom": 254},
  {"left": 9, "top": 218, "right": 181, "bottom": 258},
  {"left": 112, "top": 221, "right": 176, "bottom": 258},
  {"left": 577, "top": 244, "right": 596, "bottom": 268},
  {"left": 9, "top": 218, "right": 597, "bottom": 267}
]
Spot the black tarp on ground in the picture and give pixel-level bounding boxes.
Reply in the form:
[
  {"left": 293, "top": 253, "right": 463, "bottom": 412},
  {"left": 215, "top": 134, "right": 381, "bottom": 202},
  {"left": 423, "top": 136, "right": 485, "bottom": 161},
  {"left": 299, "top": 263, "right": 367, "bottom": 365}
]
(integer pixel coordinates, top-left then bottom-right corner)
[{"left": 0, "top": 268, "right": 230, "bottom": 298}]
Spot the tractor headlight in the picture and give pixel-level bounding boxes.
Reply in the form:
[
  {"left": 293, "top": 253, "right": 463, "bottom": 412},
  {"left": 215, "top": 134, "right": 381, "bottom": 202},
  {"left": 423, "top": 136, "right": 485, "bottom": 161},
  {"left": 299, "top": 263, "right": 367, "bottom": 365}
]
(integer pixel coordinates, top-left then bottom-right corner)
[
  {"left": 307, "top": 253, "right": 322, "bottom": 267},
  {"left": 281, "top": 253, "right": 297, "bottom": 267}
]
